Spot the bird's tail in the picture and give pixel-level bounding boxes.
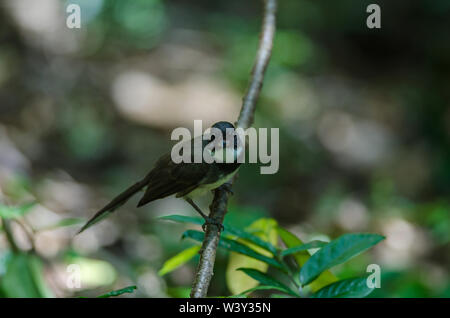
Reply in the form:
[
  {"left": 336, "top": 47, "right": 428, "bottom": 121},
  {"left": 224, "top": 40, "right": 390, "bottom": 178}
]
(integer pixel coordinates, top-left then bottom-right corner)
[{"left": 77, "top": 176, "right": 150, "bottom": 234}]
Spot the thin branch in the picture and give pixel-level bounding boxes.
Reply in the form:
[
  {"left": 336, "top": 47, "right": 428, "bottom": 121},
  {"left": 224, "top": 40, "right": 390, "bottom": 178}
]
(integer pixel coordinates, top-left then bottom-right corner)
[
  {"left": 190, "top": 0, "right": 277, "bottom": 298},
  {"left": 236, "top": 0, "right": 277, "bottom": 130}
]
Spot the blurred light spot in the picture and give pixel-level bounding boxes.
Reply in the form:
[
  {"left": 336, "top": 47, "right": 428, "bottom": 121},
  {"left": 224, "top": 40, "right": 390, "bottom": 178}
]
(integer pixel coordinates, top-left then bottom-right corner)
[
  {"left": 66, "top": 257, "right": 116, "bottom": 289},
  {"left": 8, "top": 221, "right": 32, "bottom": 251},
  {"left": 169, "top": 265, "right": 194, "bottom": 286},
  {"left": 112, "top": 71, "right": 164, "bottom": 121},
  {"left": 384, "top": 219, "right": 415, "bottom": 250},
  {"left": 26, "top": 204, "right": 60, "bottom": 230},
  {"left": 0, "top": 126, "right": 30, "bottom": 174},
  {"left": 124, "top": 234, "right": 162, "bottom": 262},
  {"left": 38, "top": 178, "right": 92, "bottom": 212},
  {"left": 138, "top": 269, "right": 166, "bottom": 297},
  {"left": 72, "top": 230, "right": 100, "bottom": 254},
  {"left": 5, "top": 0, "right": 82, "bottom": 54},
  {"left": 317, "top": 111, "right": 392, "bottom": 168},
  {"left": 378, "top": 218, "right": 430, "bottom": 268},
  {"left": 94, "top": 220, "right": 120, "bottom": 246},
  {"left": 35, "top": 232, "right": 63, "bottom": 257},
  {"left": 155, "top": 41, "right": 221, "bottom": 73},
  {"left": 73, "top": 219, "right": 119, "bottom": 253},
  {"left": 111, "top": 71, "right": 239, "bottom": 128},
  {"left": 63, "top": 0, "right": 103, "bottom": 24},
  {"left": 337, "top": 198, "right": 369, "bottom": 231},
  {"left": 5, "top": 0, "right": 60, "bottom": 33},
  {"left": 266, "top": 73, "right": 320, "bottom": 122},
  {"left": 152, "top": 196, "right": 191, "bottom": 218}
]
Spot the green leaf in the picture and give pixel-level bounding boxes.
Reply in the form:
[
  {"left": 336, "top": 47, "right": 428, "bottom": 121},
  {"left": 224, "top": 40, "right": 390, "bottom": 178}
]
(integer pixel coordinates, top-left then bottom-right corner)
[
  {"left": 237, "top": 268, "right": 299, "bottom": 297},
  {"left": 97, "top": 285, "right": 137, "bottom": 298},
  {"left": 226, "top": 218, "right": 278, "bottom": 295},
  {"left": 277, "top": 226, "right": 337, "bottom": 292},
  {"left": 0, "top": 202, "right": 36, "bottom": 219},
  {"left": 300, "top": 233, "right": 385, "bottom": 286},
  {"left": 167, "top": 287, "right": 191, "bottom": 298},
  {"left": 311, "top": 277, "right": 375, "bottom": 298},
  {"left": 160, "top": 214, "right": 277, "bottom": 254},
  {"left": 216, "top": 235, "right": 283, "bottom": 270},
  {"left": 38, "top": 218, "right": 84, "bottom": 231},
  {"left": 158, "top": 214, "right": 203, "bottom": 226},
  {"left": 0, "top": 253, "right": 53, "bottom": 298},
  {"left": 158, "top": 245, "right": 201, "bottom": 276},
  {"left": 0, "top": 250, "right": 12, "bottom": 276},
  {"left": 181, "top": 229, "right": 205, "bottom": 241},
  {"left": 28, "top": 255, "right": 54, "bottom": 297},
  {"left": 225, "top": 221, "right": 278, "bottom": 255},
  {"left": 228, "top": 285, "right": 291, "bottom": 298},
  {"left": 280, "top": 240, "right": 328, "bottom": 257},
  {"left": 182, "top": 230, "right": 284, "bottom": 269}
]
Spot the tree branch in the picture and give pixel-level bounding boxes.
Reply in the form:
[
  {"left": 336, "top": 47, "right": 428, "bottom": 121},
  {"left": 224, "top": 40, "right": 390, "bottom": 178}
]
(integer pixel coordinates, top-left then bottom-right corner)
[{"left": 190, "top": 0, "right": 277, "bottom": 298}]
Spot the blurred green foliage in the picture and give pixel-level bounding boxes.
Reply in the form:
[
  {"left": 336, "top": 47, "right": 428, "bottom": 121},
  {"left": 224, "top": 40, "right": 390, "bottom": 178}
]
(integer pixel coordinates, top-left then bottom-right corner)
[
  {"left": 161, "top": 216, "right": 384, "bottom": 298},
  {"left": 0, "top": 0, "right": 449, "bottom": 297}
]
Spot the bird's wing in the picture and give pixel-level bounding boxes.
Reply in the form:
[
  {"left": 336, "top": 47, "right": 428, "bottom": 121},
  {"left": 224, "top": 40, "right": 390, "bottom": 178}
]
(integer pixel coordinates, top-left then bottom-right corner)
[
  {"left": 137, "top": 154, "right": 210, "bottom": 206},
  {"left": 78, "top": 136, "right": 214, "bottom": 234}
]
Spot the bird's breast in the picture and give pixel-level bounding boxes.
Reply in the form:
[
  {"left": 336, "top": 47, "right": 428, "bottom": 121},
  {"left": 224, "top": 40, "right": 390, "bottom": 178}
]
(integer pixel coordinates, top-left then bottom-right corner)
[{"left": 183, "top": 169, "right": 239, "bottom": 199}]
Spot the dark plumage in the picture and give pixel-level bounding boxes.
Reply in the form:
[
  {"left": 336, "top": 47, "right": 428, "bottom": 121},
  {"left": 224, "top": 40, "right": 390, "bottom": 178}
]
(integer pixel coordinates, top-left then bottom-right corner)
[{"left": 78, "top": 121, "right": 242, "bottom": 233}]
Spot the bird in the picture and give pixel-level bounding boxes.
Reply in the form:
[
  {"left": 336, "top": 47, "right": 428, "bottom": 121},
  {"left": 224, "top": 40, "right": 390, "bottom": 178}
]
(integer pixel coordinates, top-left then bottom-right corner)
[{"left": 77, "top": 121, "right": 243, "bottom": 234}]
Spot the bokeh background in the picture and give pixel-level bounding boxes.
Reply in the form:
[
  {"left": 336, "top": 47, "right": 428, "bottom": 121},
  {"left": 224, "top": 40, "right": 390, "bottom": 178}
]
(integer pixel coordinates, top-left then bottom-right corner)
[{"left": 0, "top": 0, "right": 449, "bottom": 297}]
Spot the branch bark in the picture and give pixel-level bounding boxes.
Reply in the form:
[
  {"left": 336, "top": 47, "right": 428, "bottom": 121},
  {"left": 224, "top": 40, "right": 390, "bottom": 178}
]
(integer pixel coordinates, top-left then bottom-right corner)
[{"left": 190, "top": 0, "right": 277, "bottom": 298}]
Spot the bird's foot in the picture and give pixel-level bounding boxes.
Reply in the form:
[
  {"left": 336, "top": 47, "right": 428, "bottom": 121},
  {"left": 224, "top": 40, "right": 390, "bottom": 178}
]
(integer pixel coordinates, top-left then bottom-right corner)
[
  {"left": 221, "top": 182, "right": 234, "bottom": 195},
  {"left": 201, "top": 217, "right": 224, "bottom": 232},
  {"left": 185, "top": 198, "right": 225, "bottom": 232}
]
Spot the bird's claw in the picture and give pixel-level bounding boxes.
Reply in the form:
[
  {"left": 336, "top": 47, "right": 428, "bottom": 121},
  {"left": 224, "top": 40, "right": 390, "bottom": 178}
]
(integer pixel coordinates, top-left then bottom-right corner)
[
  {"left": 202, "top": 217, "right": 224, "bottom": 232},
  {"left": 222, "top": 183, "right": 234, "bottom": 196}
]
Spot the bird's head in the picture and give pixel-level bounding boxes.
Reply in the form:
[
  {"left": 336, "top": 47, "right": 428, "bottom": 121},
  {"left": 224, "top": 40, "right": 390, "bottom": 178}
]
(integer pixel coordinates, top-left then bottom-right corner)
[{"left": 205, "top": 121, "right": 243, "bottom": 163}]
